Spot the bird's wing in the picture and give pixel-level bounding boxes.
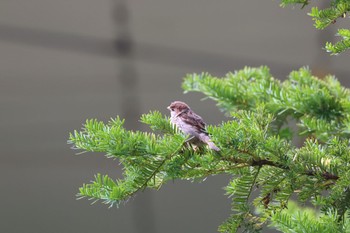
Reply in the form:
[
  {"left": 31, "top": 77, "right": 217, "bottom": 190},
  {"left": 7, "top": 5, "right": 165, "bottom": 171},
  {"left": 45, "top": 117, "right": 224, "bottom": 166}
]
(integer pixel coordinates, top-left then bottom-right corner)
[{"left": 180, "top": 110, "right": 207, "bottom": 133}]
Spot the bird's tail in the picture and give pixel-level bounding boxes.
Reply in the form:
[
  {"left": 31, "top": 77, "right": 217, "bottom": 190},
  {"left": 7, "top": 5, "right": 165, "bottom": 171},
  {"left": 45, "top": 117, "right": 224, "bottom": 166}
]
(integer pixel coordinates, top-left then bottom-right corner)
[
  {"left": 207, "top": 141, "right": 220, "bottom": 152},
  {"left": 201, "top": 134, "right": 220, "bottom": 152}
]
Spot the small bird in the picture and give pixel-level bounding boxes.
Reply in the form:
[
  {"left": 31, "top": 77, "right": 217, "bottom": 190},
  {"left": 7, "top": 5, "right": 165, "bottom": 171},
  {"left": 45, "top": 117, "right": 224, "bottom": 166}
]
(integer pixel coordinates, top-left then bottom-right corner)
[{"left": 167, "top": 101, "right": 220, "bottom": 151}]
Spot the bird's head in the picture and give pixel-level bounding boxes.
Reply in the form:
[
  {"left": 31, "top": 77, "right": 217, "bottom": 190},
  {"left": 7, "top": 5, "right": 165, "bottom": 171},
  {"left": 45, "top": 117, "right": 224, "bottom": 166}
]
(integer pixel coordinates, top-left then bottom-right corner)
[{"left": 167, "top": 101, "right": 190, "bottom": 114}]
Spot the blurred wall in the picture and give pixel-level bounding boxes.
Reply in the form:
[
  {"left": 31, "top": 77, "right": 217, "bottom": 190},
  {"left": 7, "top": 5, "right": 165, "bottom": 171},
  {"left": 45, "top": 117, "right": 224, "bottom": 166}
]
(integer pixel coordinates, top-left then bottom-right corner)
[{"left": 0, "top": 1, "right": 349, "bottom": 233}]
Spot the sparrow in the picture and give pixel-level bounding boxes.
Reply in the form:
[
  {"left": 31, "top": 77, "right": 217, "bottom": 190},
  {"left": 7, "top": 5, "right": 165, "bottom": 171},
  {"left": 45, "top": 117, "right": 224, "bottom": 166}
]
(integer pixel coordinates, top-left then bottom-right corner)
[{"left": 167, "top": 101, "right": 220, "bottom": 151}]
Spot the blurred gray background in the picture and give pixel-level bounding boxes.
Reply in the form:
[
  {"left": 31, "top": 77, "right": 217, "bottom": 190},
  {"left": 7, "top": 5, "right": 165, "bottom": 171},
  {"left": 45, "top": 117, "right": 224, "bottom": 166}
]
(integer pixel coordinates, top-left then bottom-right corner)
[{"left": 1, "top": 1, "right": 349, "bottom": 233}]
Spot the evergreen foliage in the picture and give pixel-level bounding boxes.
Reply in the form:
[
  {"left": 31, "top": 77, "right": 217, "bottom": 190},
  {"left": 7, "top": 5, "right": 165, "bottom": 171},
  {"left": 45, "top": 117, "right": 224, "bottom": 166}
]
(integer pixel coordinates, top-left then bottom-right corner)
[
  {"left": 280, "top": 0, "right": 350, "bottom": 54},
  {"left": 270, "top": 201, "right": 350, "bottom": 232},
  {"left": 69, "top": 66, "right": 350, "bottom": 232}
]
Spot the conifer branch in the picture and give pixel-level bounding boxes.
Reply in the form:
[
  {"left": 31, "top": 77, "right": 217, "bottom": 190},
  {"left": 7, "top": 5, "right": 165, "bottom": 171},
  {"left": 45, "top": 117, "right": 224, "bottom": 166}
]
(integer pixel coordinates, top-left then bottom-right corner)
[
  {"left": 222, "top": 150, "right": 339, "bottom": 181},
  {"left": 125, "top": 142, "right": 184, "bottom": 197},
  {"left": 70, "top": 66, "right": 350, "bottom": 232},
  {"left": 280, "top": 0, "right": 350, "bottom": 54}
]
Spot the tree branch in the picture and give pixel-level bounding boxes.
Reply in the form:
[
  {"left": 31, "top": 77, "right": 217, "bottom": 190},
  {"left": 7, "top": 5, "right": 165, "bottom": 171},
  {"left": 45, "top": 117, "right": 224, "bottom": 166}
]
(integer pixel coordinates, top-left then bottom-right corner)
[{"left": 222, "top": 149, "right": 339, "bottom": 181}]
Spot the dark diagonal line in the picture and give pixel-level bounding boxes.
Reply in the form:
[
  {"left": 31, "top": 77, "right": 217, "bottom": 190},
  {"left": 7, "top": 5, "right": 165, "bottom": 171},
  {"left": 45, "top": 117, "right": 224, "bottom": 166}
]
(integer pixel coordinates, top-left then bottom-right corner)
[{"left": 0, "top": 24, "right": 348, "bottom": 79}]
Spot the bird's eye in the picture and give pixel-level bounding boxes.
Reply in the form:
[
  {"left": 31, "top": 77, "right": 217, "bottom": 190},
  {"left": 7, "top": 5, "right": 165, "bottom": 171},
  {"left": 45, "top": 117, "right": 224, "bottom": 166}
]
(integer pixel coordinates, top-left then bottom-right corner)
[{"left": 170, "top": 108, "right": 174, "bottom": 111}]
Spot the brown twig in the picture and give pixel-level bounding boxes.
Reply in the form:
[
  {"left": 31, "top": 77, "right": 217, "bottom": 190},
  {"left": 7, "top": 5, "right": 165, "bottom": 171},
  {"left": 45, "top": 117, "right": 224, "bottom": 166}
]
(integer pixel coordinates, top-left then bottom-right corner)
[{"left": 221, "top": 149, "right": 339, "bottom": 181}]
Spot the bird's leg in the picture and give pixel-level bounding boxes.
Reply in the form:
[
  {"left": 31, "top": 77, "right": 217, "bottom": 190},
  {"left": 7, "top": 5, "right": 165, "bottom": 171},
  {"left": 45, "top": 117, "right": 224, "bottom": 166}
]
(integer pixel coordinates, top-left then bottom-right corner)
[
  {"left": 185, "top": 135, "right": 196, "bottom": 143},
  {"left": 181, "top": 136, "right": 196, "bottom": 152}
]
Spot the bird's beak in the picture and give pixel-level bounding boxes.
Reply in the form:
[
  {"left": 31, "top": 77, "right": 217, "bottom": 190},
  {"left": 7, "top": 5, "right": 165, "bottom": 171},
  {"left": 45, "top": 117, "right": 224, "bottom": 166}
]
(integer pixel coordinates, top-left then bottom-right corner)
[{"left": 167, "top": 106, "right": 170, "bottom": 110}]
